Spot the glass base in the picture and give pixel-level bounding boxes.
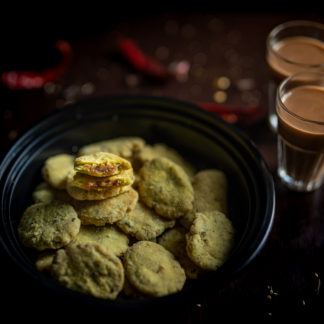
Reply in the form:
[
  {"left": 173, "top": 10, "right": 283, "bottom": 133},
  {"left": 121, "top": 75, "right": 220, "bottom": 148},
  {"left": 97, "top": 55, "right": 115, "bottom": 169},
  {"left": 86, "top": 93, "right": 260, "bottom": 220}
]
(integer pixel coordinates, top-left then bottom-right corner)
[{"left": 278, "top": 167, "right": 323, "bottom": 192}]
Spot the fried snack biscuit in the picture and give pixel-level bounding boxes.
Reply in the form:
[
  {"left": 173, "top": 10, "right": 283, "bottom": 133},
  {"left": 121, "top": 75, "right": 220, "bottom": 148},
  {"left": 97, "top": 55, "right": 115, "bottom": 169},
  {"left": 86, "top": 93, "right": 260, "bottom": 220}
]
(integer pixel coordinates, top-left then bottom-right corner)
[
  {"left": 158, "top": 226, "right": 202, "bottom": 279},
  {"left": 78, "top": 137, "right": 146, "bottom": 160},
  {"left": 133, "top": 143, "right": 195, "bottom": 178},
  {"left": 122, "top": 277, "right": 145, "bottom": 298},
  {"left": 116, "top": 201, "right": 175, "bottom": 241},
  {"left": 186, "top": 211, "right": 235, "bottom": 270},
  {"left": 73, "top": 225, "right": 129, "bottom": 257},
  {"left": 180, "top": 169, "right": 227, "bottom": 229},
  {"left": 193, "top": 169, "right": 227, "bottom": 213},
  {"left": 70, "top": 169, "right": 134, "bottom": 191},
  {"left": 51, "top": 242, "right": 124, "bottom": 299},
  {"left": 32, "top": 182, "right": 75, "bottom": 205},
  {"left": 74, "top": 152, "right": 131, "bottom": 177},
  {"left": 42, "top": 154, "right": 75, "bottom": 189},
  {"left": 73, "top": 188, "right": 138, "bottom": 225},
  {"left": 67, "top": 183, "right": 132, "bottom": 201},
  {"left": 124, "top": 241, "right": 186, "bottom": 297},
  {"left": 66, "top": 170, "right": 133, "bottom": 200},
  {"left": 32, "top": 182, "right": 56, "bottom": 203},
  {"left": 36, "top": 251, "right": 56, "bottom": 272},
  {"left": 138, "top": 157, "right": 194, "bottom": 219},
  {"left": 18, "top": 201, "right": 80, "bottom": 251}
]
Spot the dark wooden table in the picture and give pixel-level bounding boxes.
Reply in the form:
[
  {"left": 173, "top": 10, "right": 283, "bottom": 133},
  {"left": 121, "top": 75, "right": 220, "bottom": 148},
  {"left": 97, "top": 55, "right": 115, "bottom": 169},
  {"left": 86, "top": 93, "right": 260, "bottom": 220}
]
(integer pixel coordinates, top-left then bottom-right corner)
[{"left": 1, "top": 11, "right": 322, "bottom": 322}]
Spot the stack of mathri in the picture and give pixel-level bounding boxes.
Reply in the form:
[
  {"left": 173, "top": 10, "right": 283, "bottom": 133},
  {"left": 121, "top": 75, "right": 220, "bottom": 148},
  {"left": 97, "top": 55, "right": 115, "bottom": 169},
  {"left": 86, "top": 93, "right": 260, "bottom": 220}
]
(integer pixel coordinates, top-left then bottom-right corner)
[{"left": 17, "top": 136, "right": 235, "bottom": 300}]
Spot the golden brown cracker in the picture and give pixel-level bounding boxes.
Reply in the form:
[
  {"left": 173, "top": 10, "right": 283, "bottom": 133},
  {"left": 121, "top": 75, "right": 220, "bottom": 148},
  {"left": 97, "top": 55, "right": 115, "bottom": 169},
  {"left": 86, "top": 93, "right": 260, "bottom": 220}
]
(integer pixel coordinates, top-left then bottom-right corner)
[
  {"left": 70, "top": 168, "right": 134, "bottom": 191},
  {"left": 66, "top": 170, "right": 133, "bottom": 200},
  {"left": 42, "top": 154, "right": 75, "bottom": 189},
  {"left": 192, "top": 169, "right": 227, "bottom": 213},
  {"left": 78, "top": 137, "right": 146, "bottom": 160},
  {"left": 74, "top": 152, "right": 131, "bottom": 177},
  {"left": 73, "top": 187, "right": 138, "bottom": 225},
  {"left": 51, "top": 242, "right": 124, "bottom": 299},
  {"left": 116, "top": 201, "right": 175, "bottom": 240},
  {"left": 179, "top": 169, "right": 227, "bottom": 229},
  {"left": 158, "top": 226, "right": 202, "bottom": 279},
  {"left": 185, "top": 210, "right": 235, "bottom": 270},
  {"left": 18, "top": 201, "right": 80, "bottom": 251},
  {"left": 138, "top": 157, "right": 194, "bottom": 219},
  {"left": 124, "top": 241, "right": 186, "bottom": 297},
  {"left": 133, "top": 143, "right": 195, "bottom": 178},
  {"left": 73, "top": 224, "right": 129, "bottom": 257}
]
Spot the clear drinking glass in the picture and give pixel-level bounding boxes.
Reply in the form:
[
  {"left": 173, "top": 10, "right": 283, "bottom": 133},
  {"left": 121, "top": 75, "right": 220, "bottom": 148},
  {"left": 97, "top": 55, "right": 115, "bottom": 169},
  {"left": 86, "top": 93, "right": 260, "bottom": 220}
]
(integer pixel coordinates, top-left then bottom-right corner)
[
  {"left": 276, "top": 71, "right": 324, "bottom": 192},
  {"left": 266, "top": 20, "right": 324, "bottom": 132}
]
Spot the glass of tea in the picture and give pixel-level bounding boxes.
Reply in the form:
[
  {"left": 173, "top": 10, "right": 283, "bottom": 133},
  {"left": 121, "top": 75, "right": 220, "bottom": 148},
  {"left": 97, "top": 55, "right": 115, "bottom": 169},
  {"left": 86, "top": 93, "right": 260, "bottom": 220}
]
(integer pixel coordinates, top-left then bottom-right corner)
[
  {"left": 276, "top": 71, "right": 324, "bottom": 192},
  {"left": 266, "top": 20, "right": 324, "bottom": 132}
]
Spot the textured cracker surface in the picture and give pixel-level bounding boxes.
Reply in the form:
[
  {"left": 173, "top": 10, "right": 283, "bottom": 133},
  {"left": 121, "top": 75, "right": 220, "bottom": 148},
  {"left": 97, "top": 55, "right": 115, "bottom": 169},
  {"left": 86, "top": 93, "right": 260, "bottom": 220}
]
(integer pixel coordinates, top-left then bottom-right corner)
[
  {"left": 192, "top": 169, "right": 227, "bottom": 213},
  {"left": 74, "top": 152, "right": 131, "bottom": 177},
  {"left": 32, "top": 182, "right": 75, "bottom": 205},
  {"left": 117, "top": 201, "right": 175, "bottom": 240},
  {"left": 133, "top": 143, "right": 195, "bottom": 178},
  {"left": 73, "top": 187, "right": 138, "bottom": 225},
  {"left": 158, "top": 226, "right": 202, "bottom": 279},
  {"left": 180, "top": 169, "right": 227, "bottom": 229},
  {"left": 70, "top": 168, "right": 134, "bottom": 191},
  {"left": 51, "top": 242, "right": 124, "bottom": 299},
  {"left": 66, "top": 170, "right": 133, "bottom": 200},
  {"left": 73, "top": 225, "right": 129, "bottom": 256},
  {"left": 78, "top": 137, "right": 146, "bottom": 160},
  {"left": 186, "top": 211, "right": 235, "bottom": 270},
  {"left": 138, "top": 157, "right": 194, "bottom": 219},
  {"left": 124, "top": 241, "right": 186, "bottom": 297},
  {"left": 41, "top": 154, "right": 75, "bottom": 189},
  {"left": 18, "top": 201, "right": 80, "bottom": 250}
]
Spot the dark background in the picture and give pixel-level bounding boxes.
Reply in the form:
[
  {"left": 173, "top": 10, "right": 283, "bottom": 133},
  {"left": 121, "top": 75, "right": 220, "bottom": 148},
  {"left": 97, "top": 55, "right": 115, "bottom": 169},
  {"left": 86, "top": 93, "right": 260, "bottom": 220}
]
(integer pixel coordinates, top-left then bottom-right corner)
[{"left": 0, "top": 8, "right": 323, "bottom": 322}]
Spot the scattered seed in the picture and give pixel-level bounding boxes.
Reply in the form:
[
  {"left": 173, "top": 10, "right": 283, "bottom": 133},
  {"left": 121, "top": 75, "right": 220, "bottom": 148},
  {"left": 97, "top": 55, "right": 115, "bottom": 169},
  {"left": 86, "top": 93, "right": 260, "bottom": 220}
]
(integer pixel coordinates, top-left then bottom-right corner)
[
  {"left": 316, "top": 278, "right": 321, "bottom": 295},
  {"left": 214, "top": 76, "right": 231, "bottom": 90},
  {"left": 213, "top": 90, "right": 227, "bottom": 103},
  {"left": 44, "top": 82, "right": 59, "bottom": 95},
  {"left": 8, "top": 129, "right": 18, "bottom": 140},
  {"left": 63, "top": 84, "right": 80, "bottom": 100},
  {"left": 125, "top": 74, "right": 140, "bottom": 88},
  {"left": 236, "top": 78, "right": 256, "bottom": 91},
  {"left": 81, "top": 82, "right": 95, "bottom": 96},
  {"left": 155, "top": 46, "right": 169, "bottom": 61}
]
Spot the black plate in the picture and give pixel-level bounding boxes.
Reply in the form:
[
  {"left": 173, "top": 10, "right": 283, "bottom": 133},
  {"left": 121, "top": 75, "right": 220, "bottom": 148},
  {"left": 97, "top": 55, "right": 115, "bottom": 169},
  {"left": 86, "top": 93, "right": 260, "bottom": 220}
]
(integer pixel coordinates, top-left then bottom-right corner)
[{"left": 0, "top": 95, "right": 275, "bottom": 316}]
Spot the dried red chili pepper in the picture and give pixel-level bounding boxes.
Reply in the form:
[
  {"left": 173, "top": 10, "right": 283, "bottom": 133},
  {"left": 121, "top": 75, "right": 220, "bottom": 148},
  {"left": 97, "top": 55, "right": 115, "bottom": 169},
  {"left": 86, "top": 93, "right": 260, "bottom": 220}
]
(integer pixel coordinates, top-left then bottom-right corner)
[
  {"left": 1, "top": 40, "right": 72, "bottom": 90},
  {"left": 197, "top": 102, "right": 260, "bottom": 116},
  {"left": 117, "top": 37, "right": 171, "bottom": 81},
  {"left": 197, "top": 102, "right": 262, "bottom": 124}
]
